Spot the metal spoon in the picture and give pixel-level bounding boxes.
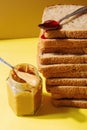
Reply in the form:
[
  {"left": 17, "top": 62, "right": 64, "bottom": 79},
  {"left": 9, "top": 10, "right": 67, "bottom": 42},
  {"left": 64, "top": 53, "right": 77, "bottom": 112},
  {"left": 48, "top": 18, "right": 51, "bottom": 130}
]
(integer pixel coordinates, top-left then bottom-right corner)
[
  {"left": 38, "top": 6, "right": 87, "bottom": 30},
  {"left": 0, "top": 57, "right": 39, "bottom": 86},
  {"left": 0, "top": 57, "right": 14, "bottom": 69}
]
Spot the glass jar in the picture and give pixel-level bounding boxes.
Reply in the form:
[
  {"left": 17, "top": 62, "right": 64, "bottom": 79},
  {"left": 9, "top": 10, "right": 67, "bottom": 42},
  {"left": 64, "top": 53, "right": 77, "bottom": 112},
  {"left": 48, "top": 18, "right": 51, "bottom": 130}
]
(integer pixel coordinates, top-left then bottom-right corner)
[{"left": 7, "top": 63, "right": 42, "bottom": 116}]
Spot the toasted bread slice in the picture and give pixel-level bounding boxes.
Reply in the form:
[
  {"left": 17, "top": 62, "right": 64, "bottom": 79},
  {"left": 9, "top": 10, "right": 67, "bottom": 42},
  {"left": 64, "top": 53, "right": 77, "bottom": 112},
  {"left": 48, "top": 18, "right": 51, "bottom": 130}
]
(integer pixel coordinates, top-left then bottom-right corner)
[
  {"left": 43, "top": 71, "right": 87, "bottom": 78},
  {"left": 39, "top": 38, "right": 87, "bottom": 48},
  {"left": 52, "top": 99, "right": 87, "bottom": 108},
  {"left": 46, "top": 85, "right": 87, "bottom": 99},
  {"left": 46, "top": 78, "right": 87, "bottom": 86},
  {"left": 39, "top": 53, "right": 87, "bottom": 64},
  {"left": 38, "top": 40, "right": 87, "bottom": 54},
  {"left": 38, "top": 38, "right": 87, "bottom": 57},
  {"left": 39, "top": 47, "right": 87, "bottom": 54},
  {"left": 38, "top": 63, "right": 87, "bottom": 78},
  {"left": 39, "top": 63, "right": 87, "bottom": 73}
]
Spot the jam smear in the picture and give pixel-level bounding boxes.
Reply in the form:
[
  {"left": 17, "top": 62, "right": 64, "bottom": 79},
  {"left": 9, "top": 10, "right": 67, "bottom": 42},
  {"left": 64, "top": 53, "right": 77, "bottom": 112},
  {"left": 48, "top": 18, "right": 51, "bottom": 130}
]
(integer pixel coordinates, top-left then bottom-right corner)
[{"left": 41, "top": 33, "right": 46, "bottom": 39}]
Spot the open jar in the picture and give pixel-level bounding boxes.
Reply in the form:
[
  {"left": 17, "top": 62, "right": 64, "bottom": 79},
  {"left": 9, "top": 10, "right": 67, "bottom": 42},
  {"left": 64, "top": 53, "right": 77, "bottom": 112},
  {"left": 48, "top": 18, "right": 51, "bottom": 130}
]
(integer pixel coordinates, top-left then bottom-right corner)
[{"left": 7, "top": 63, "right": 42, "bottom": 116}]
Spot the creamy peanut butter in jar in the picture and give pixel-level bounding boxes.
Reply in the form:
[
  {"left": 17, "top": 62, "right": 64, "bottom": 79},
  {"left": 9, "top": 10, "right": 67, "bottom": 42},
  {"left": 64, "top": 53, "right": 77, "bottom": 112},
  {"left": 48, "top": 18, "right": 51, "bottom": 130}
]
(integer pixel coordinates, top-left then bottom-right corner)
[{"left": 7, "top": 63, "right": 42, "bottom": 116}]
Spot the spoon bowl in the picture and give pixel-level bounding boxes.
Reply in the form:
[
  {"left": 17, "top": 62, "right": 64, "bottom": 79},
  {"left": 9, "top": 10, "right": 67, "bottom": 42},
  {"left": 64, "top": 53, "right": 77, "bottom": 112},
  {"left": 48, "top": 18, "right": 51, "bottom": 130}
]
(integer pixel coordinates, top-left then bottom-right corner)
[{"left": 38, "top": 20, "right": 61, "bottom": 30}]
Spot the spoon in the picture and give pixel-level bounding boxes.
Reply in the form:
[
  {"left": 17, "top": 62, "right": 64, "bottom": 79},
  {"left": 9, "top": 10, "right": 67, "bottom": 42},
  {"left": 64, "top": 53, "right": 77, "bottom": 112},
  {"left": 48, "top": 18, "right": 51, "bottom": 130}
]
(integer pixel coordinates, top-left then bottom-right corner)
[
  {"left": 0, "top": 57, "right": 40, "bottom": 87},
  {"left": 38, "top": 6, "right": 87, "bottom": 30}
]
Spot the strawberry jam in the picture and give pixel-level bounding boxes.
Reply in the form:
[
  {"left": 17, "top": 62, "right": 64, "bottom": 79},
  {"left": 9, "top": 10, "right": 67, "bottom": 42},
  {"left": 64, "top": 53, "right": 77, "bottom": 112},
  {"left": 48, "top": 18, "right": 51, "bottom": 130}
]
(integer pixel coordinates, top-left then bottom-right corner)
[
  {"left": 38, "top": 20, "right": 61, "bottom": 30},
  {"left": 41, "top": 34, "right": 46, "bottom": 39}
]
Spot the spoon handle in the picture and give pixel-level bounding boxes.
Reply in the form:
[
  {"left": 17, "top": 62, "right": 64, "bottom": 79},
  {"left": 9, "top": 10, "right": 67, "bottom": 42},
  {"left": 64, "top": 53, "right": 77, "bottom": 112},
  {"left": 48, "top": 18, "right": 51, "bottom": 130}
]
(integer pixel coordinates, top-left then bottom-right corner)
[
  {"left": 0, "top": 57, "right": 14, "bottom": 69},
  {"left": 59, "top": 6, "right": 87, "bottom": 22}
]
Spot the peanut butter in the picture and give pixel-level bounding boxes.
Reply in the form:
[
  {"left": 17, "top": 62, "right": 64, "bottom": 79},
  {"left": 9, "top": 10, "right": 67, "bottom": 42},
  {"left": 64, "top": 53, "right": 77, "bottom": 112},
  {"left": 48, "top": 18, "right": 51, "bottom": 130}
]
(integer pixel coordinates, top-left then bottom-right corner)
[{"left": 7, "top": 63, "right": 42, "bottom": 116}]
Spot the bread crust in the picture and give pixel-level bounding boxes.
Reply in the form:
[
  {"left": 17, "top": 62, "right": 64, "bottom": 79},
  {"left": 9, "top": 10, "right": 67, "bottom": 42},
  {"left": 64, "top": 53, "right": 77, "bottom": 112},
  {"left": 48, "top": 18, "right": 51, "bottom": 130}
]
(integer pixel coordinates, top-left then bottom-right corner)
[
  {"left": 39, "top": 53, "right": 87, "bottom": 64},
  {"left": 39, "top": 38, "right": 87, "bottom": 48},
  {"left": 52, "top": 99, "right": 87, "bottom": 108},
  {"left": 38, "top": 39, "right": 87, "bottom": 54},
  {"left": 46, "top": 85, "right": 87, "bottom": 98},
  {"left": 39, "top": 63, "right": 87, "bottom": 73},
  {"left": 46, "top": 78, "right": 87, "bottom": 86},
  {"left": 39, "top": 70, "right": 87, "bottom": 78},
  {"left": 45, "top": 30, "right": 87, "bottom": 39},
  {"left": 38, "top": 61, "right": 87, "bottom": 78}
]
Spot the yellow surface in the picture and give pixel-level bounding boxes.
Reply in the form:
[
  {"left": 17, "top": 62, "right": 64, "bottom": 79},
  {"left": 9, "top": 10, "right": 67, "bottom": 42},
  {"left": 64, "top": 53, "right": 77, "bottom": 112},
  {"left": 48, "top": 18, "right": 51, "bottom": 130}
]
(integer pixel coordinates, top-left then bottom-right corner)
[
  {"left": 0, "top": 38, "right": 87, "bottom": 130},
  {"left": 0, "top": 0, "right": 86, "bottom": 39}
]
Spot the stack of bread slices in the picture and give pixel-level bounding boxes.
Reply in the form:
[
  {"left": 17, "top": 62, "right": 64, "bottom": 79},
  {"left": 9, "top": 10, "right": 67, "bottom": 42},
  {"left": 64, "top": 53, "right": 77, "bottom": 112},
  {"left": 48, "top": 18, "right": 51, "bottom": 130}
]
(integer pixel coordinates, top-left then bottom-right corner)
[{"left": 38, "top": 4, "right": 87, "bottom": 108}]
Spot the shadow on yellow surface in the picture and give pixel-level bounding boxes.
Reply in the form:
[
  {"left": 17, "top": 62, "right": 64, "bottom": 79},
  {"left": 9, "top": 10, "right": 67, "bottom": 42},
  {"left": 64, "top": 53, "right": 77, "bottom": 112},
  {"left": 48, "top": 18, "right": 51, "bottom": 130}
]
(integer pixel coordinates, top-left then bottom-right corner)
[{"left": 24, "top": 93, "right": 87, "bottom": 122}]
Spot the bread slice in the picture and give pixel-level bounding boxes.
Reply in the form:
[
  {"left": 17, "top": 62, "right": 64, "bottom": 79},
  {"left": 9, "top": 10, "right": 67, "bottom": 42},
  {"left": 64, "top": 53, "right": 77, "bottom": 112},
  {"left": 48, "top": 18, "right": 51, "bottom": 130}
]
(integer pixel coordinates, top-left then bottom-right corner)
[
  {"left": 39, "top": 63, "right": 87, "bottom": 74},
  {"left": 52, "top": 92, "right": 87, "bottom": 99},
  {"left": 38, "top": 40, "right": 87, "bottom": 54},
  {"left": 51, "top": 99, "right": 87, "bottom": 108},
  {"left": 39, "top": 47, "right": 87, "bottom": 54},
  {"left": 41, "top": 5, "right": 87, "bottom": 39},
  {"left": 38, "top": 63, "right": 87, "bottom": 78},
  {"left": 38, "top": 41, "right": 87, "bottom": 55},
  {"left": 42, "top": 71, "right": 87, "bottom": 78},
  {"left": 46, "top": 78, "right": 87, "bottom": 86},
  {"left": 39, "top": 63, "right": 87, "bottom": 72},
  {"left": 39, "top": 38, "right": 87, "bottom": 48},
  {"left": 38, "top": 39, "right": 87, "bottom": 64},
  {"left": 39, "top": 53, "right": 87, "bottom": 64},
  {"left": 46, "top": 85, "right": 87, "bottom": 99}
]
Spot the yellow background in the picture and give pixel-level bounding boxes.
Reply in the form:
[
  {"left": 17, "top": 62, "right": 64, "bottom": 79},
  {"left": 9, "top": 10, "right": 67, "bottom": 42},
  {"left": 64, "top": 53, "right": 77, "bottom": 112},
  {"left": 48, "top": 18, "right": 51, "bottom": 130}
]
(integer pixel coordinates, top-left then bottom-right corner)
[
  {"left": 0, "top": 0, "right": 86, "bottom": 39},
  {"left": 0, "top": 38, "right": 87, "bottom": 130}
]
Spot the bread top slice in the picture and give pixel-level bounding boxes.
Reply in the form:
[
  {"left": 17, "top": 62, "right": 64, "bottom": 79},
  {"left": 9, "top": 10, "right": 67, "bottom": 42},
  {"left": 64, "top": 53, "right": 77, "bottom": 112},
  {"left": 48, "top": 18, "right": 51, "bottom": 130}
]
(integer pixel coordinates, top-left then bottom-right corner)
[{"left": 41, "top": 5, "right": 87, "bottom": 39}]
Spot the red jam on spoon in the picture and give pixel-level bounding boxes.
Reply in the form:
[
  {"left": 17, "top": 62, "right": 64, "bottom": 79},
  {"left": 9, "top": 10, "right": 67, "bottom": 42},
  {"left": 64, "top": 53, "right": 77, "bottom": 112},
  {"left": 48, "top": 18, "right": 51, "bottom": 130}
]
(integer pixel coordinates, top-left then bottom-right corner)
[{"left": 38, "top": 20, "right": 61, "bottom": 30}]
